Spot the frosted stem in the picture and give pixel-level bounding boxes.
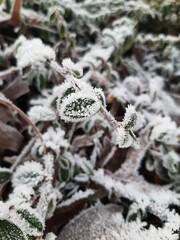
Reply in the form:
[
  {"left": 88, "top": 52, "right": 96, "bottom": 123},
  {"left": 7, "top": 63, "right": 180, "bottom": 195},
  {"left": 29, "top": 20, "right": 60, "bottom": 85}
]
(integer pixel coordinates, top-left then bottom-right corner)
[
  {"left": 99, "top": 105, "right": 121, "bottom": 129},
  {"left": 36, "top": 154, "right": 54, "bottom": 219}
]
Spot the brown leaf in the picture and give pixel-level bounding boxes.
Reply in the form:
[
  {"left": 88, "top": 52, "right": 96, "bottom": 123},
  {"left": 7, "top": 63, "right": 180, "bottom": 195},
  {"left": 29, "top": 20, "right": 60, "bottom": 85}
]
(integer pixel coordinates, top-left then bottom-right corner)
[
  {"left": 0, "top": 106, "right": 14, "bottom": 123},
  {"left": 0, "top": 120, "right": 23, "bottom": 152},
  {"left": 45, "top": 199, "right": 87, "bottom": 234},
  {"left": 10, "top": 0, "right": 21, "bottom": 25},
  {"left": 71, "top": 131, "right": 103, "bottom": 153},
  {"left": 3, "top": 77, "right": 29, "bottom": 101}
]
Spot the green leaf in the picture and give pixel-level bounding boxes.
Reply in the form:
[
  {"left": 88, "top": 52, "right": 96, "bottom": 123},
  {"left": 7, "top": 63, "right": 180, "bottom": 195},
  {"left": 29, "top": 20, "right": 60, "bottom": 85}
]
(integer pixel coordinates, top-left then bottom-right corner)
[
  {"left": 60, "top": 158, "right": 70, "bottom": 182},
  {"left": 49, "top": 11, "right": 57, "bottom": 23},
  {"left": 0, "top": 168, "right": 12, "bottom": 185},
  {"left": 60, "top": 87, "right": 76, "bottom": 104},
  {"left": 63, "top": 97, "right": 96, "bottom": 120},
  {"left": 0, "top": 220, "right": 26, "bottom": 240},
  {"left": 58, "top": 22, "right": 67, "bottom": 37},
  {"left": 0, "top": 0, "right": 3, "bottom": 6},
  {"left": 16, "top": 208, "right": 43, "bottom": 234}
]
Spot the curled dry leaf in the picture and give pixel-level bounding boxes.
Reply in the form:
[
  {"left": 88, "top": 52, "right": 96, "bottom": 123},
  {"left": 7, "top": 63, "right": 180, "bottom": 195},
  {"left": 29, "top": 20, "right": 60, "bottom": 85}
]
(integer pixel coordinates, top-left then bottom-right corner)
[
  {"left": 0, "top": 120, "right": 23, "bottom": 152},
  {"left": 3, "top": 77, "right": 29, "bottom": 101}
]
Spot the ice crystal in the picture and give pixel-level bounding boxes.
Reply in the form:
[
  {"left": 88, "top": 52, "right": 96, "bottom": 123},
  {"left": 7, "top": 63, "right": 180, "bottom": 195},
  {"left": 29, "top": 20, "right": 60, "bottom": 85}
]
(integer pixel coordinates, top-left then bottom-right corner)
[
  {"left": 91, "top": 169, "right": 179, "bottom": 212},
  {"left": 56, "top": 78, "right": 103, "bottom": 122},
  {"left": 9, "top": 186, "right": 35, "bottom": 205},
  {"left": 45, "top": 232, "right": 57, "bottom": 240},
  {"left": 149, "top": 116, "right": 179, "bottom": 144},
  {"left": 62, "top": 58, "right": 83, "bottom": 78},
  {"left": 32, "top": 126, "right": 69, "bottom": 157},
  {"left": 112, "top": 127, "right": 139, "bottom": 149},
  {"left": 28, "top": 106, "right": 56, "bottom": 123},
  {"left": 58, "top": 203, "right": 180, "bottom": 240},
  {"left": 123, "top": 105, "right": 140, "bottom": 130},
  {"left": 15, "top": 38, "right": 55, "bottom": 69},
  {"left": 12, "top": 161, "right": 44, "bottom": 188},
  {"left": 59, "top": 189, "right": 94, "bottom": 207},
  {"left": 0, "top": 202, "right": 9, "bottom": 220}
]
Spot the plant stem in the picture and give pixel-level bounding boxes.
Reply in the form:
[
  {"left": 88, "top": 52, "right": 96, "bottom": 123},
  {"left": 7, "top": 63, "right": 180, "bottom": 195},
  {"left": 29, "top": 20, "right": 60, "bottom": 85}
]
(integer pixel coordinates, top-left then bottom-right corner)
[{"left": 99, "top": 105, "right": 121, "bottom": 129}]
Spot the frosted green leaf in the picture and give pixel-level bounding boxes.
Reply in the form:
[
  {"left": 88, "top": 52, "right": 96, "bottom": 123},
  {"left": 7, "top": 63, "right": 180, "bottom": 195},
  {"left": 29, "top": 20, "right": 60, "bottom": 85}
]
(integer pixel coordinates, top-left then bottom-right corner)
[
  {"left": 59, "top": 94, "right": 101, "bottom": 122},
  {"left": 16, "top": 208, "right": 43, "bottom": 234},
  {"left": 0, "top": 168, "right": 12, "bottom": 185},
  {"left": 0, "top": 220, "right": 26, "bottom": 240},
  {"left": 123, "top": 105, "right": 139, "bottom": 130},
  {"left": 94, "top": 88, "right": 106, "bottom": 106},
  {"left": 12, "top": 162, "right": 43, "bottom": 188}
]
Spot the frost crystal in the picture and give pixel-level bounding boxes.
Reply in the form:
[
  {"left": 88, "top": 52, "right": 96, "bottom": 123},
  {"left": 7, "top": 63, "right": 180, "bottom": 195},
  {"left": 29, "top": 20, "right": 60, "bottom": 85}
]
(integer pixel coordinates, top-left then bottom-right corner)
[
  {"left": 123, "top": 105, "right": 140, "bottom": 130},
  {"left": 150, "top": 116, "right": 179, "bottom": 144},
  {"left": 9, "top": 186, "right": 35, "bottom": 204},
  {"left": 12, "top": 161, "right": 44, "bottom": 188},
  {"left": 28, "top": 106, "right": 56, "bottom": 123},
  {"left": 62, "top": 58, "right": 83, "bottom": 77},
  {"left": 112, "top": 127, "right": 135, "bottom": 148},
  {"left": 15, "top": 38, "right": 55, "bottom": 69},
  {"left": 0, "top": 202, "right": 9, "bottom": 220},
  {"left": 45, "top": 232, "right": 57, "bottom": 240},
  {"left": 32, "top": 126, "right": 69, "bottom": 157},
  {"left": 59, "top": 189, "right": 94, "bottom": 207},
  {"left": 56, "top": 78, "right": 103, "bottom": 122},
  {"left": 58, "top": 203, "right": 180, "bottom": 240}
]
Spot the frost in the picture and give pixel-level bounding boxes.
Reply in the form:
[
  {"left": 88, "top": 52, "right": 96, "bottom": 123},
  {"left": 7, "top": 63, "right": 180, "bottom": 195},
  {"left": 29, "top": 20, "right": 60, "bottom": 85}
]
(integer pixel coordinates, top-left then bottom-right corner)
[
  {"left": 62, "top": 58, "right": 83, "bottom": 78},
  {"left": 112, "top": 127, "right": 134, "bottom": 148},
  {"left": 59, "top": 189, "right": 94, "bottom": 207},
  {"left": 45, "top": 232, "right": 57, "bottom": 240},
  {"left": 9, "top": 186, "right": 35, "bottom": 204},
  {"left": 0, "top": 202, "right": 10, "bottom": 220},
  {"left": 12, "top": 161, "right": 44, "bottom": 188},
  {"left": 91, "top": 169, "right": 179, "bottom": 213},
  {"left": 58, "top": 203, "right": 180, "bottom": 240},
  {"left": 28, "top": 106, "right": 56, "bottom": 123},
  {"left": 56, "top": 77, "right": 103, "bottom": 122},
  {"left": 31, "top": 126, "right": 69, "bottom": 157},
  {"left": 149, "top": 116, "right": 179, "bottom": 144},
  {"left": 15, "top": 38, "right": 55, "bottom": 69}
]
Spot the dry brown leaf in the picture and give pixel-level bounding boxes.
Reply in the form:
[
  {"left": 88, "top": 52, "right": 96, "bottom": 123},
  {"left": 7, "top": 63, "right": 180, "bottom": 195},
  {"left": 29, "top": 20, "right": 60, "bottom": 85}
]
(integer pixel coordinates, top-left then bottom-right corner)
[
  {"left": 45, "top": 199, "right": 87, "bottom": 234},
  {"left": 10, "top": 0, "right": 21, "bottom": 25},
  {"left": 3, "top": 77, "right": 29, "bottom": 101},
  {"left": 0, "top": 106, "right": 14, "bottom": 123},
  {"left": 0, "top": 120, "right": 23, "bottom": 152}
]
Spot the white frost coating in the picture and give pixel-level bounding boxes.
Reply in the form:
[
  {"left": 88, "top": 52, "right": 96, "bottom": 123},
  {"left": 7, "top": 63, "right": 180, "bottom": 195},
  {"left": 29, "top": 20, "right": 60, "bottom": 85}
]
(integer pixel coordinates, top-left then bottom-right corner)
[
  {"left": 58, "top": 203, "right": 179, "bottom": 240},
  {"left": 36, "top": 154, "right": 56, "bottom": 219},
  {"left": 15, "top": 38, "right": 55, "bottom": 69},
  {"left": 59, "top": 92, "right": 101, "bottom": 122},
  {"left": 12, "top": 161, "right": 44, "bottom": 188},
  {"left": 91, "top": 169, "right": 180, "bottom": 213},
  {"left": 12, "top": 204, "right": 44, "bottom": 236},
  {"left": 0, "top": 201, "right": 10, "bottom": 219},
  {"left": 59, "top": 189, "right": 94, "bottom": 207},
  {"left": 56, "top": 77, "right": 102, "bottom": 122},
  {"left": 112, "top": 127, "right": 135, "bottom": 148},
  {"left": 45, "top": 232, "right": 57, "bottom": 240},
  {"left": 123, "top": 105, "right": 141, "bottom": 130},
  {"left": 9, "top": 186, "right": 35, "bottom": 204},
  {"left": 28, "top": 106, "right": 56, "bottom": 123},
  {"left": 149, "top": 116, "right": 180, "bottom": 144},
  {"left": 62, "top": 58, "right": 83, "bottom": 77},
  {"left": 0, "top": 35, "right": 26, "bottom": 57},
  {"left": 32, "top": 126, "right": 69, "bottom": 157}
]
